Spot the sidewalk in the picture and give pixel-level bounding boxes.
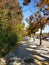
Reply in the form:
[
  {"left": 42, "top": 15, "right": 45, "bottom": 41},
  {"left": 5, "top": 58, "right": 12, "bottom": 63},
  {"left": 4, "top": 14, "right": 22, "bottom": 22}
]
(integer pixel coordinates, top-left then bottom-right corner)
[
  {"left": 29, "top": 39, "right": 49, "bottom": 65},
  {"left": 7, "top": 38, "right": 49, "bottom": 65}
]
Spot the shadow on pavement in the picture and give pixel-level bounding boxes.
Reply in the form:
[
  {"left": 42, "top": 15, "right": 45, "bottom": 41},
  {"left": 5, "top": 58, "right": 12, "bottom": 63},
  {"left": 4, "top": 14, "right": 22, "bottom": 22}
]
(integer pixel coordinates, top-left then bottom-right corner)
[{"left": 7, "top": 41, "right": 49, "bottom": 65}]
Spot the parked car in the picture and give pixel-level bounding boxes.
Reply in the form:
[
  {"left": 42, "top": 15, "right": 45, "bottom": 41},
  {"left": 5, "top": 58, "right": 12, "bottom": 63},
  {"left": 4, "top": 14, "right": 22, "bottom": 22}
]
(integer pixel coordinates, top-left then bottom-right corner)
[
  {"left": 46, "top": 37, "right": 49, "bottom": 41},
  {"left": 42, "top": 36, "right": 49, "bottom": 41},
  {"left": 42, "top": 36, "right": 47, "bottom": 40}
]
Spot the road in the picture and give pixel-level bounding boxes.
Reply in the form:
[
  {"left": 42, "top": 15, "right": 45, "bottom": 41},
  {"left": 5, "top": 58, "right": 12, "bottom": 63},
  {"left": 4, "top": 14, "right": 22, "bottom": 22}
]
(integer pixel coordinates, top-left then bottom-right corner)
[{"left": 7, "top": 37, "right": 49, "bottom": 65}]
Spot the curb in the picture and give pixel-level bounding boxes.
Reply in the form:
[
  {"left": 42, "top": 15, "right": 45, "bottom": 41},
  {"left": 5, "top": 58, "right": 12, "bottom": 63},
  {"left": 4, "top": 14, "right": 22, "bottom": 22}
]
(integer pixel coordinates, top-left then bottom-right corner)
[{"left": 6, "top": 42, "right": 22, "bottom": 65}]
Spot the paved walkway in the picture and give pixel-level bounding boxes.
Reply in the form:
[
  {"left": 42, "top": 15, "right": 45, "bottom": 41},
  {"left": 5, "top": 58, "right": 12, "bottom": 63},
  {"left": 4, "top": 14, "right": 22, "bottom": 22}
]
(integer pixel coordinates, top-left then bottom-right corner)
[{"left": 7, "top": 37, "right": 49, "bottom": 65}]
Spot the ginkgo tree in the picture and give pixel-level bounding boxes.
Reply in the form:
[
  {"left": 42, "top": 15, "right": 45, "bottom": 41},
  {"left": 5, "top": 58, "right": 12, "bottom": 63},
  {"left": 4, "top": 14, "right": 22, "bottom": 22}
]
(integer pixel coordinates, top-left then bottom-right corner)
[
  {"left": 25, "top": 12, "right": 47, "bottom": 45},
  {"left": 27, "top": 21, "right": 38, "bottom": 42},
  {"left": 23, "top": 0, "right": 49, "bottom": 46},
  {"left": 34, "top": 12, "right": 47, "bottom": 45},
  {"left": 37, "top": 0, "right": 49, "bottom": 9}
]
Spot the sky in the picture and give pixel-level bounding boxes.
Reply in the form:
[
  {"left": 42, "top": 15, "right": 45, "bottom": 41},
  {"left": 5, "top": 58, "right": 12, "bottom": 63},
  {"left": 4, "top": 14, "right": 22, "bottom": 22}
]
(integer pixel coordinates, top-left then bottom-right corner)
[{"left": 19, "top": 0, "right": 49, "bottom": 33}]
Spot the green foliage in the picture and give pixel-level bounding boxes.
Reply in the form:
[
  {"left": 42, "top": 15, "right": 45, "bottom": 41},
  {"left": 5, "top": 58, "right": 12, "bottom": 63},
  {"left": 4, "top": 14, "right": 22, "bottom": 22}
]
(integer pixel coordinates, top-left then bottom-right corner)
[
  {"left": 18, "top": 34, "right": 23, "bottom": 41},
  {"left": 0, "top": 31, "right": 18, "bottom": 57},
  {"left": 14, "top": 23, "right": 24, "bottom": 41},
  {"left": 0, "top": 0, "right": 24, "bottom": 57}
]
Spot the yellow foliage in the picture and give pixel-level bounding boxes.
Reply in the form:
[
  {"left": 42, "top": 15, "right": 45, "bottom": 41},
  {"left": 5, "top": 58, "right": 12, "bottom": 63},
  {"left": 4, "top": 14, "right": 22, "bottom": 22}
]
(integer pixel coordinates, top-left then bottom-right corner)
[{"left": 38, "top": 0, "right": 49, "bottom": 9}]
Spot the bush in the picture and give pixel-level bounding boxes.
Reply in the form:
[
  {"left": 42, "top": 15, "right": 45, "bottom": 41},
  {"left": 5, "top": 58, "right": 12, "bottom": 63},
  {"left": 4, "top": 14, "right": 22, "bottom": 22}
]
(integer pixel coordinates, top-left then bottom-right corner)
[
  {"left": 17, "top": 34, "right": 23, "bottom": 41},
  {"left": 0, "top": 31, "right": 18, "bottom": 57}
]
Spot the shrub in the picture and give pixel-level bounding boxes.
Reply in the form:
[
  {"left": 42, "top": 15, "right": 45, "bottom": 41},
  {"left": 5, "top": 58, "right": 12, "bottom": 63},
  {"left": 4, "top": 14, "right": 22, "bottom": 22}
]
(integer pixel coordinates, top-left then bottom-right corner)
[{"left": 0, "top": 31, "right": 18, "bottom": 57}]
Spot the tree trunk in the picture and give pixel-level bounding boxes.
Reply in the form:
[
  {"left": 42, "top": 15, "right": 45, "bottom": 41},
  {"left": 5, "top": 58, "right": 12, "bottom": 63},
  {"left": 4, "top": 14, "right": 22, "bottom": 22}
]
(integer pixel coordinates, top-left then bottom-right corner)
[
  {"left": 33, "top": 32, "right": 35, "bottom": 43},
  {"left": 39, "top": 27, "right": 42, "bottom": 46}
]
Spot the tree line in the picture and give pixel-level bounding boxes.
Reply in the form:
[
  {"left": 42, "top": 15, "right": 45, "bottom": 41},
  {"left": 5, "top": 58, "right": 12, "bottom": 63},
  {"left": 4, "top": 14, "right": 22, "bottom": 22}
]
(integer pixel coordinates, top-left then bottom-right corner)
[
  {"left": 0, "top": 0, "right": 24, "bottom": 57},
  {"left": 23, "top": 0, "right": 49, "bottom": 45}
]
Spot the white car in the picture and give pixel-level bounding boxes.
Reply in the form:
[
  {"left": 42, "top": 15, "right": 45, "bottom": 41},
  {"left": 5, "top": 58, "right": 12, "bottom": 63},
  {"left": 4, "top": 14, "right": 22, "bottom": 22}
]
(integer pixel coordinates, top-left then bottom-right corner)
[{"left": 46, "top": 37, "right": 49, "bottom": 41}]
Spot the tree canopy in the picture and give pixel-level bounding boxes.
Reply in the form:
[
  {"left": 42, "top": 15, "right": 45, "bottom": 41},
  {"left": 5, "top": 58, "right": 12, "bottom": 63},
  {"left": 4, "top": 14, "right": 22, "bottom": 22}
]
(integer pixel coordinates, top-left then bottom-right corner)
[{"left": 0, "top": 0, "right": 24, "bottom": 57}]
